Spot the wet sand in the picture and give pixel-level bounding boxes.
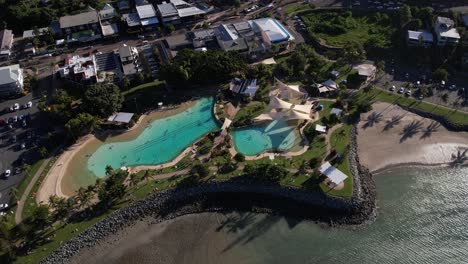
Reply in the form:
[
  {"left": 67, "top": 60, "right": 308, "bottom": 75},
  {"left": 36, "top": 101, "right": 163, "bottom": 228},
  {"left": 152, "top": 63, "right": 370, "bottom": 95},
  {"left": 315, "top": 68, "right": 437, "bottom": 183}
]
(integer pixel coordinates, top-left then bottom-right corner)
[
  {"left": 68, "top": 213, "right": 241, "bottom": 264},
  {"left": 357, "top": 102, "right": 468, "bottom": 172},
  {"left": 37, "top": 101, "right": 197, "bottom": 202}
]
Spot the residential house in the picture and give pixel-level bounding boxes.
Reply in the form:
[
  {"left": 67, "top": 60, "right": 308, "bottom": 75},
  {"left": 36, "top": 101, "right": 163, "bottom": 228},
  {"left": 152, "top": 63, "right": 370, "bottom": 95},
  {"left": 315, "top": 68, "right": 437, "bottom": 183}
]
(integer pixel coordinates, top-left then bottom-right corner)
[
  {"left": 406, "top": 30, "right": 434, "bottom": 47},
  {"left": 229, "top": 78, "right": 258, "bottom": 98},
  {"left": 170, "top": 0, "right": 207, "bottom": 24},
  {"left": 157, "top": 2, "right": 181, "bottom": 25},
  {"left": 117, "top": 0, "right": 131, "bottom": 12},
  {"left": 0, "top": 64, "right": 24, "bottom": 97},
  {"left": 0, "top": 29, "right": 14, "bottom": 60},
  {"left": 136, "top": 4, "right": 159, "bottom": 30},
  {"left": 100, "top": 4, "right": 117, "bottom": 21},
  {"left": 123, "top": 13, "right": 142, "bottom": 33},
  {"left": 119, "top": 44, "right": 140, "bottom": 77},
  {"left": 59, "top": 11, "right": 102, "bottom": 43},
  {"left": 434, "top": 17, "right": 460, "bottom": 46}
]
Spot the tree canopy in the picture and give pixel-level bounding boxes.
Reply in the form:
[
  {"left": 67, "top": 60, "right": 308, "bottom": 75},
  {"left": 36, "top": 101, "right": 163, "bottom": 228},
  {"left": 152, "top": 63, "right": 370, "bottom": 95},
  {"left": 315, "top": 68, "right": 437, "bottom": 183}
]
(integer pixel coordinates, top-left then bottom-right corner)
[
  {"left": 82, "top": 83, "right": 123, "bottom": 118},
  {"left": 160, "top": 49, "right": 247, "bottom": 85}
]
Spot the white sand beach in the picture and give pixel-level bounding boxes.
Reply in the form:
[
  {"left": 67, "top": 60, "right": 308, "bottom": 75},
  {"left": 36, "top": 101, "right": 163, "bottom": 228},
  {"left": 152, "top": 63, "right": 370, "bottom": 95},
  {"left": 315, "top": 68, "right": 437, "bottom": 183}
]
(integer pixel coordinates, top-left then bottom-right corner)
[{"left": 357, "top": 102, "right": 468, "bottom": 173}]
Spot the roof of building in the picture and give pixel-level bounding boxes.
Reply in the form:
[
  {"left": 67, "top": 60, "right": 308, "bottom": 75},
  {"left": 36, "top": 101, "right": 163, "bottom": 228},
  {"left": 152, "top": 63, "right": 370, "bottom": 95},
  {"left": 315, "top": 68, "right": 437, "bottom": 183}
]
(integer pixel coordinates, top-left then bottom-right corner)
[
  {"left": 355, "top": 64, "right": 376, "bottom": 77},
  {"left": 158, "top": 2, "right": 179, "bottom": 17},
  {"left": 141, "top": 17, "right": 159, "bottom": 26},
  {"left": 322, "top": 79, "right": 338, "bottom": 89},
  {"left": 250, "top": 18, "right": 293, "bottom": 43},
  {"left": 330, "top": 108, "right": 343, "bottom": 116},
  {"left": 59, "top": 11, "right": 100, "bottom": 29},
  {"left": 170, "top": 0, "right": 189, "bottom": 7},
  {"left": 319, "top": 162, "right": 348, "bottom": 185},
  {"left": 315, "top": 124, "right": 327, "bottom": 133},
  {"left": 229, "top": 78, "right": 258, "bottom": 96},
  {"left": 0, "top": 64, "right": 21, "bottom": 86},
  {"left": 436, "top": 16, "right": 455, "bottom": 27},
  {"left": 136, "top": 4, "right": 157, "bottom": 19},
  {"left": 107, "top": 112, "right": 134, "bottom": 123},
  {"left": 439, "top": 28, "right": 460, "bottom": 39},
  {"left": 117, "top": 0, "right": 131, "bottom": 10},
  {"left": 0, "top": 30, "right": 13, "bottom": 51},
  {"left": 407, "top": 30, "right": 434, "bottom": 42},
  {"left": 177, "top": 6, "right": 206, "bottom": 17},
  {"left": 101, "top": 24, "right": 119, "bottom": 36},
  {"left": 275, "top": 78, "right": 305, "bottom": 98},
  {"left": 218, "top": 38, "right": 249, "bottom": 52},
  {"left": 23, "top": 27, "right": 49, "bottom": 39},
  {"left": 135, "top": 0, "right": 148, "bottom": 6},
  {"left": 165, "top": 33, "right": 192, "bottom": 48},
  {"left": 100, "top": 4, "right": 116, "bottom": 19},
  {"left": 119, "top": 45, "right": 133, "bottom": 58},
  {"left": 123, "top": 13, "right": 141, "bottom": 27}
]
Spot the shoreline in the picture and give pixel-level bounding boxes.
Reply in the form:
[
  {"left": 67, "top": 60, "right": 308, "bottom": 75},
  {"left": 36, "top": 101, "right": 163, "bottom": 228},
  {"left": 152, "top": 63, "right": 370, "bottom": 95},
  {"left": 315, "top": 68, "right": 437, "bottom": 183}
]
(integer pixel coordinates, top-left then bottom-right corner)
[{"left": 37, "top": 100, "right": 198, "bottom": 202}]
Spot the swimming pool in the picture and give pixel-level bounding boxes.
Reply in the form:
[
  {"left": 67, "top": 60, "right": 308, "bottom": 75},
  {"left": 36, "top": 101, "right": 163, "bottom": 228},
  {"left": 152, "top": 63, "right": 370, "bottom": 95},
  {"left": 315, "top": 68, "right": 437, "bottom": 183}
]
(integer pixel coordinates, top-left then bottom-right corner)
[
  {"left": 231, "top": 120, "right": 297, "bottom": 156},
  {"left": 87, "top": 97, "right": 219, "bottom": 177}
]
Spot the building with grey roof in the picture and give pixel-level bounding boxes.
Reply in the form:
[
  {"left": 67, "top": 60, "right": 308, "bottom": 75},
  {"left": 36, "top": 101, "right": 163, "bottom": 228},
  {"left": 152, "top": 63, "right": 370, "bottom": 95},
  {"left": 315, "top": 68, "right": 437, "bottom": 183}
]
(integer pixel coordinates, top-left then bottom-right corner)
[
  {"left": 407, "top": 30, "right": 434, "bottom": 47},
  {"left": 0, "top": 29, "right": 13, "bottom": 60},
  {"left": 157, "top": 2, "right": 181, "bottom": 24},
  {"left": 0, "top": 64, "right": 24, "bottom": 97},
  {"left": 136, "top": 4, "right": 159, "bottom": 29},
  {"left": 59, "top": 11, "right": 102, "bottom": 42},
  {"left": 435, "top": 16, "right": 460, "bottom": 46}
]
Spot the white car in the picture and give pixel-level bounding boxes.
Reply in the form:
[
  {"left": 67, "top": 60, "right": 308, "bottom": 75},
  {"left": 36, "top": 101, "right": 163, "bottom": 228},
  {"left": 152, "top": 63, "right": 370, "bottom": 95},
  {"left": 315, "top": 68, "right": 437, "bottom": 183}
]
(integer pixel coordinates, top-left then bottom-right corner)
[
  {"left": 405, "top": 90, "right": 412, "bottom": 96},
  {"left": 398, "top": 87, "right": 405, "bottom": 94},
  {"left": 12, "top": 116, "right": 18, "bottom": 122},
  {"left": 14, "top": 103, "right": 19, "bottom": 110},
  {"left": 27, "top": 101, "right": 33, "bottom": 108},
  {"left": 390, "top": 85, "right": 396, "bottom": 91},
  {"left": 4, "top": 170, "right": 11, "bottom": 177}
]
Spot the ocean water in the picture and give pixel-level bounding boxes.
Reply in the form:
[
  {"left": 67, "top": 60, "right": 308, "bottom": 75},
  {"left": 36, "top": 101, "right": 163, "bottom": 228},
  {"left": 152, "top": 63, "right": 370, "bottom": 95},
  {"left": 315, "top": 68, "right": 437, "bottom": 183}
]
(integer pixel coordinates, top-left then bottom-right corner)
[
  {"left": 232, "top": 119, "right": 297, "bottom": 156},
  {"left": 87, "top": 97, "right": 219, "bottom": 177},
  {"left": 101, "top": 166, "right": 468, "bottom": 264}
]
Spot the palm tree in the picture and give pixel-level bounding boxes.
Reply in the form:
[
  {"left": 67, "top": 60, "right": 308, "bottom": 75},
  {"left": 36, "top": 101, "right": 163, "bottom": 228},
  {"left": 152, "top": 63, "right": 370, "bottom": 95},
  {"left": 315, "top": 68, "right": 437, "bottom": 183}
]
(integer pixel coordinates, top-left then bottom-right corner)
[
  {"left": 129, "top": 173, "right": 139, "bottom": 188},
  {"left": 76, "top": 187, "right": 92, "bottom": 209},
  {"left": 142, "top": 170, "right": 151, "bottom": 184}
]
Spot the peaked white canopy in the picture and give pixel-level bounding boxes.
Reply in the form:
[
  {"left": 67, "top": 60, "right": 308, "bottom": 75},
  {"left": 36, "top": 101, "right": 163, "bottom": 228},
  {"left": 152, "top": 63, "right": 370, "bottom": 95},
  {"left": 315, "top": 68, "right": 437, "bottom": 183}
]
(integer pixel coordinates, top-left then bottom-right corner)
[
  {"left": 254, "top": 112, "right": 282, "bottom": 121},
  {"left": 285, "top": 109, "right": 312, "bottom": 120},
  {"left": 292, "top": 104, "right": 313, "bottom": 114},
  {"left": 275, "top": 78, "right": 306, "bottom": 99},
  {"left": 268, "top": 96, "right": 293, "bottom": 110}
]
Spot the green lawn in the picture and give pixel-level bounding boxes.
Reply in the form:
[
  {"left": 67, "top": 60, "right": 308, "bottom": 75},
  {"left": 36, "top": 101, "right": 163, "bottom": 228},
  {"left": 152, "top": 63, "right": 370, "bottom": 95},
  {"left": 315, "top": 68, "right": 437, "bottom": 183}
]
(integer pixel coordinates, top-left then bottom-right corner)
[
  {"left": 359, "top": 89, "right": 468, "bottom": 126},
  {"left": 302, "top": 11, "right": 395, "bottom": 48},
  {"left": 284, "top": 3, "right": 315, "bottom": 15},
  {"left": 232, "top": 102, "right": 266, "bottom": 126},
  {"left": 321, "top": 125, "right": 353, "bottom": 197}
]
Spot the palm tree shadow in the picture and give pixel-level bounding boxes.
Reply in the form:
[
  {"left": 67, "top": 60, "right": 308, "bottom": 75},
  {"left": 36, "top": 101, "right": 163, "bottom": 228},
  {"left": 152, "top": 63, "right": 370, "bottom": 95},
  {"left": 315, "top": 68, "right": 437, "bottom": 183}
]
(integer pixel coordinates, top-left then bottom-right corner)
[
  {"left": 362, "top": 112, "right": 383, "bottom": 129},
  {"left": 451, "top": 148, "right": 468, "bottom": 167},
  {"left": 400, "top": 120, "right": 423, "bottom": 143},
  {"left": 420, "top": 122, "right": 441, "bottom": 139},
  {"left": 383, "top": 115, "right": 403, "bottom": 131}
]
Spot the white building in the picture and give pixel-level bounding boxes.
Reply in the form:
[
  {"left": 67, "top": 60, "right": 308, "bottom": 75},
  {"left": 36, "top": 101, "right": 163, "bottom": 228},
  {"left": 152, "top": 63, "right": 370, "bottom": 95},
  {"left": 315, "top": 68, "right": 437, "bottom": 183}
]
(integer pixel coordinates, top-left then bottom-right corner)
[
  {"left": 407, "top": 30, "right": 434, "bottom": 47},
  {"left": 0, "top": 29, "right": 14, "bottom": 60},
  {"left": 100, "top": 3, "right": 117, "bottom": 20},
  {"left": 59, "top": 55, "right": 99, "bottom": 84},
  {"left": 434, "top": 17, "right": 460, "bottom": 46},
  {"left": 0, "top": 64, "right": 24, "bottom": 97},
  {"left": 136, "top": 4, "right": 159, "bottom": 29}
]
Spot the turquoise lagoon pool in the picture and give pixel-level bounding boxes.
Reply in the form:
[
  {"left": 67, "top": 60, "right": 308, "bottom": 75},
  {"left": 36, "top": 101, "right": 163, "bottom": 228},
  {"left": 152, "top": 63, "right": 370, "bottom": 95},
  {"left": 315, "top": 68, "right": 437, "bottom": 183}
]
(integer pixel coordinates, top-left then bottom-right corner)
[
  {"left": 232, "top": 120, "right": 297, "bottom": 156},
  {"left": 87, "top": 97, "right": 219, "bottom": 177}
]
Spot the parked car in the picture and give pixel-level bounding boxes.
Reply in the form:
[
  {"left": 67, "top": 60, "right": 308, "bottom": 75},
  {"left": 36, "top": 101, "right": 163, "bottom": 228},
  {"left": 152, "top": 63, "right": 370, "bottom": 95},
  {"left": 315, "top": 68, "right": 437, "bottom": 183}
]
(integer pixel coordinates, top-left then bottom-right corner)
[
  {"left": 418, "top": 95, "right": 424, "bottom": 100},
  {"left": 20, "top": 142, "right": 26, "bottom": 149},
  {"left": 14, "top": 103, "right": 19, "bottom": 111},
  {"left": 390, "top": 85, "right": 396, "bottom": 91},
  {"left": 4, "top": 170, "right": 11, "bottom": 178},
  {"left": 12, "top": 116, "right": 18, "bottom": 122},
  {"left": 405, "top": 90, "right": 412, "bottom": 96},
  {"left": 398, "top": 87, "right": 405, "bottom": 94},
  {"left": 22, "top": 120, "right": 27, "bottom": 127},
  {"left": 27, "top": 101, "right": 33, "bottom": 108}
]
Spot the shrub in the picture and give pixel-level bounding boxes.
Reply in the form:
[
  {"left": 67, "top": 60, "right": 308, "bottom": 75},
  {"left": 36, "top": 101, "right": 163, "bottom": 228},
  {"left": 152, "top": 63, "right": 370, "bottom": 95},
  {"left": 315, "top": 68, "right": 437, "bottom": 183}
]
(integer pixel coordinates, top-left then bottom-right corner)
[{"left": 234, "top": 153, "right": 245, "bottom": 162}]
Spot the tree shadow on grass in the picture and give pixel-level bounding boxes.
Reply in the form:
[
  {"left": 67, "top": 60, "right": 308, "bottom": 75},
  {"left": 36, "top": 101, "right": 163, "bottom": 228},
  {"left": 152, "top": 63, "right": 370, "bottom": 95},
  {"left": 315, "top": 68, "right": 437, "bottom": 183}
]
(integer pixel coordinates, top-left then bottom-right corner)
[{"left": 400, "top": 121, "right": 423, "bottom": 143}]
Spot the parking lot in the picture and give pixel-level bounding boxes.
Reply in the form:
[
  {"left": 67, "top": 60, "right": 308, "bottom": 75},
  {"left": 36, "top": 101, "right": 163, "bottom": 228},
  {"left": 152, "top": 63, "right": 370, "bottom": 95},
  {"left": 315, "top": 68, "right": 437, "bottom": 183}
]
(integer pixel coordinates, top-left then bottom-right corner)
[{"left": 0, "top": 90, "right": 46, "bottom": 206}]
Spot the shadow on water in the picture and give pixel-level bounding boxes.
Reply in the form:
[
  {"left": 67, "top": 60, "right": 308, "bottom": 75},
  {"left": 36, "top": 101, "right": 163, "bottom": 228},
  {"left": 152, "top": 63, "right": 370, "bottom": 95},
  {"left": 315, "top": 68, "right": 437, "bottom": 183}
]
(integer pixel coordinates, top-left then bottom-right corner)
[{"left": 217, "top": 213, "right": 285, "bottom": 253}]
